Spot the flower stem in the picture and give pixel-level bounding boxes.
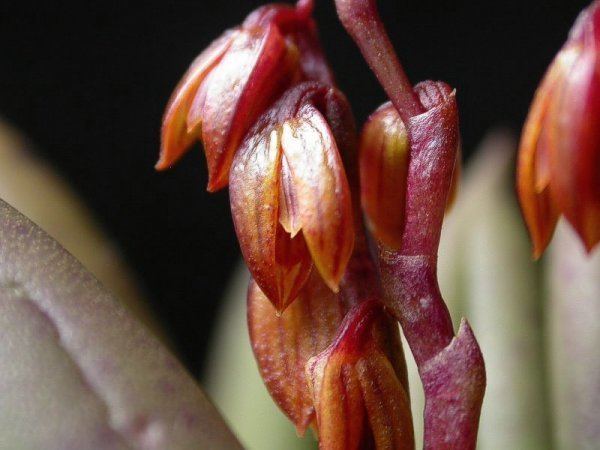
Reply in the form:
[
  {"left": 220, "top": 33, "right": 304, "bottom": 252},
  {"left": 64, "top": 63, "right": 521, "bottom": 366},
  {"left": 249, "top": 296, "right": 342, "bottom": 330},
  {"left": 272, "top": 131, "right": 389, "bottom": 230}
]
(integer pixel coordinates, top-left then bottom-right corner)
[{"left": 334, "top": 0, "right": 424, "bottom": 123}]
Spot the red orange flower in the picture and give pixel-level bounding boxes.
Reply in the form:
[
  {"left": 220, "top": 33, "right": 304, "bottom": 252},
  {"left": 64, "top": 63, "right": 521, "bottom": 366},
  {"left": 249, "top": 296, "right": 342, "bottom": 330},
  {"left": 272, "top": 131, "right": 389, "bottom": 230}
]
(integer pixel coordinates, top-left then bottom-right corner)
[
  {"left": 157, "top": 1, "right": 332, "bottom": 191},
  {"left": 518, "top": 0, "right": 600, "bottom": 257},
  {"left": 229, "top": 82, "right": 354, "bottom": 311}
]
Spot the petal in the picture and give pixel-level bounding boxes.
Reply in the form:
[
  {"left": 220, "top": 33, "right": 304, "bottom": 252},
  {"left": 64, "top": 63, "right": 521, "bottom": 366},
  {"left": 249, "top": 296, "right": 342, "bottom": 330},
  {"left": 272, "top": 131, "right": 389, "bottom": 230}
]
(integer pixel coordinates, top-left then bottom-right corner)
[
  {"left": 274, "top": 224, "right": 313, "bottom": 309},
  {"left": 188, "top": 25, "right": 298, "bottom": 191},
  {"left": 550, "top": 43, "right": 600, "bottom": 252},
  {"left": 517, "top": 54, "right": 568, "bottom": 258},
  {"left": 281, "top": 105, "right": 354, "bottom": 292},
  {"left": 355, "top": 352, "right": 414, "bottom": 450},
  {"left": 359, "top": 102, "right": 409, "bottom": 250},
  {"left": 229, "top": 128, "right": 311, "bottom": 311},
  {"left": 157, "top": 29, "right": 236, "bottom": 170},
  {"left": 279, "top": 154, "right": 302, "bottom": 236},
  {"left": 307, "top": 353, "right": 366, "bottom": 450},
  {"left": 247, "top": 273, "right": 343, "bottom": 434},
  {"left": 306, "top": 301, "right": 414, "bottom": 450}
]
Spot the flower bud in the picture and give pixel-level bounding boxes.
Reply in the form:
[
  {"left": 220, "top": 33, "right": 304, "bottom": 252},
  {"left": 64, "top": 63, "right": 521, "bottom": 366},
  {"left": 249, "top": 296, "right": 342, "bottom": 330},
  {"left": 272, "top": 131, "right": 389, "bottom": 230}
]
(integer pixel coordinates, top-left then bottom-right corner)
[
  {"left": 306, "top": 300, "right": 414, "bottom": 450},
  {"left": 229, "top": 83, "right": 354, "bottom": 311},
  {"left": 360, "top": 88, "right": 460, "bottom": 250},
  {"left": 359, "top": 102, "right": 409, "bottom": 249},
  {"left": 518, "top": 0, "right": 600, "bottom": 257},
  {"left": 157, "top": 2, "right": 333, "bottom": 192}
]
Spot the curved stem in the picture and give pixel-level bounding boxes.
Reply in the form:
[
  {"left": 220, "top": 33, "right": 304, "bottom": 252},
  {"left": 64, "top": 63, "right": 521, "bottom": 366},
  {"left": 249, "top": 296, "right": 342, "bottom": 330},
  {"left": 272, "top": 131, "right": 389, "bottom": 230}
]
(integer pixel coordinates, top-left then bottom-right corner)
[{"left": 334, "top": 0, "right": 424, "bottom": 122}]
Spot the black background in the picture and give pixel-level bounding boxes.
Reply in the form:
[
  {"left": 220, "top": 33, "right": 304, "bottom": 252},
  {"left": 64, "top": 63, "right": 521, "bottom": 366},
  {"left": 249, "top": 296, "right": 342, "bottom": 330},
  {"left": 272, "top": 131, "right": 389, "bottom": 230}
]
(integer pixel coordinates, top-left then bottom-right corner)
[{"left": 0, "top": 0, "right": 590, "bottom": 376}]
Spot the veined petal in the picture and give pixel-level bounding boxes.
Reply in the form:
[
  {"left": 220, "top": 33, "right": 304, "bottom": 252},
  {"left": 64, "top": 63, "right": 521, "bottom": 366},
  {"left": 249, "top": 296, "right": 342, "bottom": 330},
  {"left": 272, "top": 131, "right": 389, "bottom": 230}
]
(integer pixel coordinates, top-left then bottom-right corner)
[
  {"left": 355, "top": 351, "right": 414, "bottom": 450},
  {"left": 248, "top": 273, "right": 344, "bottom": 435},
  {"left": 157, "top": 30, "right": 236, "bottom": 170},
  {"left": 279, "top": 154, "right": 302, "bottom": 236},
  {"left": 281, "top": 104, "right": 354, "bottom": 292},
  {"left": 359, "top": 102, "right": 409, "bottom": 250},
  {"left": 306, "top": 301, "right": 414, "bottom": 450},
  {"left": 188, "top": 25, "right": 298, "bottom": 192},
  {"left": 274, "top": 224, "right": 313, "bottom": 309},
  {"left": 307, "top": 352, "right": 365, "bottom": 450},
  {"left": 230, "top": 127, "right": 311, "bottom": 311}
]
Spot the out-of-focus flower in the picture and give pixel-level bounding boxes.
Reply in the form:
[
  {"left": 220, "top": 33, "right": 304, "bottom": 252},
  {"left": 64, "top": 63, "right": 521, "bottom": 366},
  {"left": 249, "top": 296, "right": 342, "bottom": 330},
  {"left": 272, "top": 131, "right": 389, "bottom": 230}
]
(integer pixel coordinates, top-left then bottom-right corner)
[
  {"left": 229, "top": 82, "right": 354, "bottom": 311},
  {"left": 517, "top": 0, "right": 600, "bottom": 257},
  {"left": 157, "top": 0, "right": 333, "bottom": 192}
]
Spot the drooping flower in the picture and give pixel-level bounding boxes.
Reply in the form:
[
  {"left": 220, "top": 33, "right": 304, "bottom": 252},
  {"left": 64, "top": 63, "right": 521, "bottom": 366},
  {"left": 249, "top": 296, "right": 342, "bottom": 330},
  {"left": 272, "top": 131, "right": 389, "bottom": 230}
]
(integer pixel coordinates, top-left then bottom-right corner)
[
  {"left": 517, "top": 0, "right": 600, "bottom": 257},
  {"left": 306, "top": 300, "right": 414, "bottom": 450},
  {"left": 229, "top": 82, "right": 354, "bottom": 311},
  {"left": 247, "top": 272, "right": 344, "bottom": 435},
  {"left": 157, "top": 0, "right": 333, "bottom": 192}
]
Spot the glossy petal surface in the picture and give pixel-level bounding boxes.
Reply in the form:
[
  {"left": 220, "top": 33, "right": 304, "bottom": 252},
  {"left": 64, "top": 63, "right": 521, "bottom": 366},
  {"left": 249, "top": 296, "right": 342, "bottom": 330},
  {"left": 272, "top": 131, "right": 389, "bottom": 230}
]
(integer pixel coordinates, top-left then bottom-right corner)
[
  {"left": 359, "top": 102, "right": 409, "bottom": 249},
  {"left": 307, "top": 301, "right": 414, "bottom": 450},
  {"left": 157, "top": 30, "right": 235, "bottom": 170},
  {"left": 281, "top": 104, "right": 354, "bottom": 292},
  {"left": 188, "top": 25, "right": 295, "bottom": 191},
  {"left": 550, "top": 38, "right": 600, "bottom": 251},
  {"left": 230, "top": 128, "right": 312, "bottom": 311},
  {"left": 248, "top": 274, "right": 343, "bottom": 434}
]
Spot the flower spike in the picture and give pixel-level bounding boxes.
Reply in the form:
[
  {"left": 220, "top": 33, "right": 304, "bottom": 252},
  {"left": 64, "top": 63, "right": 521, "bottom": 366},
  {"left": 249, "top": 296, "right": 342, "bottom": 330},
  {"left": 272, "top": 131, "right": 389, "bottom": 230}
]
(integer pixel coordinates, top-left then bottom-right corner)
[{"left": 518, "top": 0, "right": 600, "bottom": 256}]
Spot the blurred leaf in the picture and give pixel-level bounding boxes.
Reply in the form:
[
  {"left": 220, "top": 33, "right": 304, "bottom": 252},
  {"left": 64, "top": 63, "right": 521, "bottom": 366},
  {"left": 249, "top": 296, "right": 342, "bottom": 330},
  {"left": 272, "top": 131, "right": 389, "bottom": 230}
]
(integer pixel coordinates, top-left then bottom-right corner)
[
  {"left": 548, "top": 221, "right": 600, "bottom": 450},
  {"left": 0, "top": 121, "right": 164, "bottom": 338},
  {"left": 415, "top": 130, "right": 550, "bottom": 450},
  {"left": 0, "top": 198, "right": 242, "bottom": 450}
]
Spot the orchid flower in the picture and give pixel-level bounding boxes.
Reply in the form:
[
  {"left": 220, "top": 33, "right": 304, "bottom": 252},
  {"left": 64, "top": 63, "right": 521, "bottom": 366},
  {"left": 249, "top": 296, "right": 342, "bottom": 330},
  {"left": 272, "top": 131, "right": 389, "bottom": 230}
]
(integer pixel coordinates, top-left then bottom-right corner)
[{"left": 158, "top": 0, "right": 485, "bottom": 448}]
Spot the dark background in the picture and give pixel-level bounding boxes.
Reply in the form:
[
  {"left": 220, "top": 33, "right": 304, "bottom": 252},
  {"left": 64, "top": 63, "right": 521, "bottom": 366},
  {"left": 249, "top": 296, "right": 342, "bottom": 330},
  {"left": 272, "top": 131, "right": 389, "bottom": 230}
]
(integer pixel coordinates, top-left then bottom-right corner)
[{"left": 0, "top": 0, "right": 590, "bottom": 376}]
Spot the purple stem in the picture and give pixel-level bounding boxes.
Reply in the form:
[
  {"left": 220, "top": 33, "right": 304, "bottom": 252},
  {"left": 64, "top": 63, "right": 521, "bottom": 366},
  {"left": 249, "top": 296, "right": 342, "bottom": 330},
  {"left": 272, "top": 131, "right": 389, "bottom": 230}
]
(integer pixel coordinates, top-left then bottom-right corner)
[
  {"left": 334, "top": 0, "right": 424, "bottom": 123},
  {"left": 334, "top": 1, "right": 485, "bottom": 447},
  {"left": 376, "top": 93, "right": 485, "bottom": 449}
]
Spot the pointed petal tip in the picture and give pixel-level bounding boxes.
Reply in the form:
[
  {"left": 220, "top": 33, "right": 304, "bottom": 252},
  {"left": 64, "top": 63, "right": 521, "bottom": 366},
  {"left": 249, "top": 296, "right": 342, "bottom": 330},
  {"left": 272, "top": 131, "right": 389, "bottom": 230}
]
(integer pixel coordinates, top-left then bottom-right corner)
[
  {"left": 154, "top": 158, "right": 170, "bottom": 171},
  {"left": 206, "top": 175, "right": 228, "bottom": 193}
]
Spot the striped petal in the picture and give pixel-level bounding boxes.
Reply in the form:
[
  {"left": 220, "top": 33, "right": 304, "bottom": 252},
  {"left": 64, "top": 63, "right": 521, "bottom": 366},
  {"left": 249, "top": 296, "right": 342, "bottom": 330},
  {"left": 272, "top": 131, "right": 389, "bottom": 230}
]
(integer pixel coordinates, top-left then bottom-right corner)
[
  {"left": 188, "top": 25, "right": 298, "bottom": 191},
  {"left": 157, "top": 30, "right": 236, "bottom": 170},
  {"left": 281, "top": 104, "right": 354, "bottom": 292},
  {"left": 359, "top": 102, "right": 409, "bottom": 250},
  {"left": 307, "top": 301, "right": 414, "bottom": 450},
  {"left": 248, "top": 273, "right": 344, "bottom": 435},
  {"left": 550, "top": 36, "right": 600, "bottom": 252},
  {"left": 230, "top": 127, "right": 311, "bottom": 311}
]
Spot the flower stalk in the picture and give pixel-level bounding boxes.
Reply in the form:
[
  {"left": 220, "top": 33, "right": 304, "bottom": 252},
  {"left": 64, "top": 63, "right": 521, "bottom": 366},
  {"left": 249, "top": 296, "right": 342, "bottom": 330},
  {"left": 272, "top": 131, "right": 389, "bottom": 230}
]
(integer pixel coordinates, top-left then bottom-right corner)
[{"left": 158, "top": 0, "right": 486, "bottom": 447}]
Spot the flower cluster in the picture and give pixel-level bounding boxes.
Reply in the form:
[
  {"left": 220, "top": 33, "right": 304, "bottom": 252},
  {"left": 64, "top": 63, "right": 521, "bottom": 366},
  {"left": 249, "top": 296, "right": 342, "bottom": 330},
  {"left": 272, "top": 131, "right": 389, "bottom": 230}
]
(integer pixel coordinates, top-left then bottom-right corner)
[{"left": 159, "top": 0, "right": 485, "bottom": 448}]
